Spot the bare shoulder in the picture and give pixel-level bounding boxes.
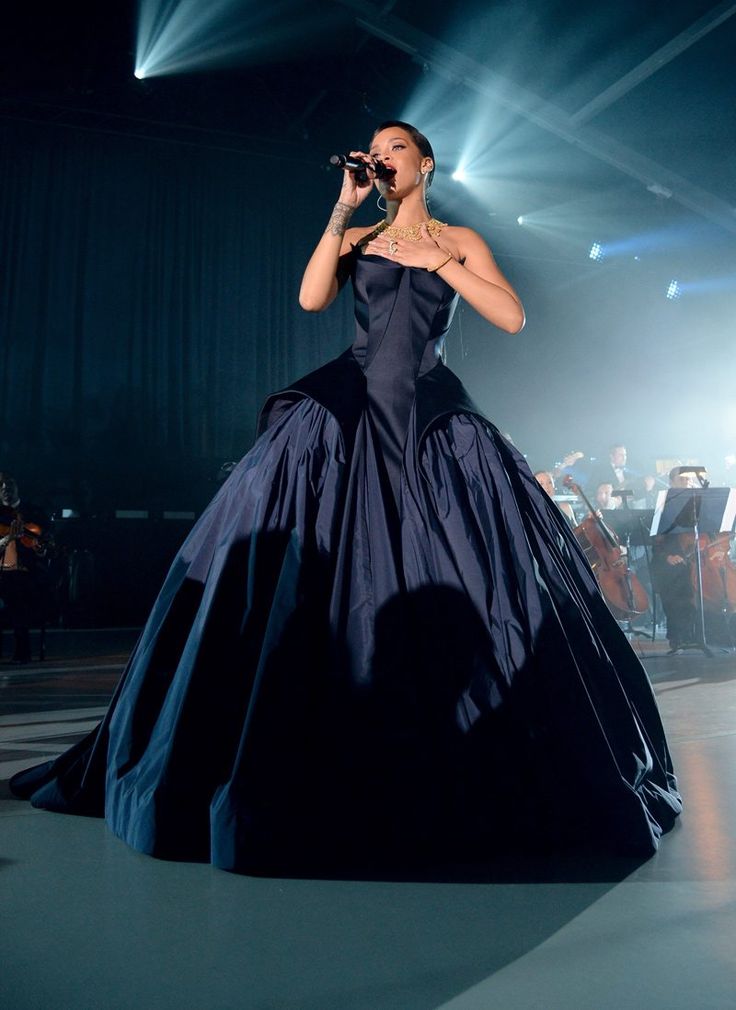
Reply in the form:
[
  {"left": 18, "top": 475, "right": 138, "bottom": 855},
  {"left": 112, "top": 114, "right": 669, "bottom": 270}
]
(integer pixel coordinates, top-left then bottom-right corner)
[
  {"left": 341, "top": 223, "right": 382, "bottom": 255},
  {"left": 442, "top": 226, "right": 494, "bottom": 258},
  {"left": 345, "top": 224, "right": 378, "bottom": 242}
]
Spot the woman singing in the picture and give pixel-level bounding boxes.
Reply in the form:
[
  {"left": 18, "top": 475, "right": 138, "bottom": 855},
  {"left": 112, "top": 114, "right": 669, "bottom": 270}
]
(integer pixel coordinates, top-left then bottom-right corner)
[{"left": 12, "top": 122, "right": 681, "bottom": 871}]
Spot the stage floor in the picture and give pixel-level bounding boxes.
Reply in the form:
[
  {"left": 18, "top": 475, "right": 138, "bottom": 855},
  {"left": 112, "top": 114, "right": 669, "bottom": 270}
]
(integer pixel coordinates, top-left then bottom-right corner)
[{"left": 1, "top": 631, "right": 735, "bottom": 1010}]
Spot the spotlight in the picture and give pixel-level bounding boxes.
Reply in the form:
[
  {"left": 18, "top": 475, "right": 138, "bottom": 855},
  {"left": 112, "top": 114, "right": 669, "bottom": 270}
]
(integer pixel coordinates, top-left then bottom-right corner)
[
  {"left": 134, "top": 68, "right": 145, "bottom": 79},
  {"left": 588, "top": 242, "right": 604, "bottom": 262},
  {"left": 452, "top": 167, "right": 467, "bottom": 183},
  {"left": 666, "top": 279, "right": 682, "bottom": 300},
  {"left": 517, "top": 215, "right": 525, "bottom": 226}
]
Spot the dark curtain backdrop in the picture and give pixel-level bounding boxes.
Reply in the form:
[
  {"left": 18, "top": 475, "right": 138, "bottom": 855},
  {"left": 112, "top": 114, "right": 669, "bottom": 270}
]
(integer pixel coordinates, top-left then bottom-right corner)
[
  {"left": 3, "top": 117, "right": 733, "bottom": 518},
  {"left": 0, "top": 119, "right": 352, "bottom": 513}
]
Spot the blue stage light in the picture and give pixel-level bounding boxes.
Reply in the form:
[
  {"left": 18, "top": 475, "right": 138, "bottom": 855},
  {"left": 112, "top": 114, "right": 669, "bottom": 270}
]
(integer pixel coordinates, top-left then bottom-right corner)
[
  {"left": 135, "top": 0, "right": 326, "bottom": 79},
  {"left": 451, "top": 167, "right": 467, "bottom": 182},
  {"left": 134, "top": 68, "right": 145, "bottom": 79},
  {"left": 666, "top": 280, "right": 682, "bottom": 300},
  {"left": 589, "top": 242, "right": 604, "bottom": 262}
]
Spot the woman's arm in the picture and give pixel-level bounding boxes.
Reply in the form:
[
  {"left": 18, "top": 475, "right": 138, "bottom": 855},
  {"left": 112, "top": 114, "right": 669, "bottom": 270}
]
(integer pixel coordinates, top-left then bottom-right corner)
[
  {"left": 437, "top": 228, "right": 525, "bottom": 334},
  {"left": 298, "top": 205, "right": 358, "bottom": 312},
  {"left": 299, "top": 153, "right": 376, "bottom": 313},
  {"left": 367, "top": 225, "right": 525, "bottom": 334}
]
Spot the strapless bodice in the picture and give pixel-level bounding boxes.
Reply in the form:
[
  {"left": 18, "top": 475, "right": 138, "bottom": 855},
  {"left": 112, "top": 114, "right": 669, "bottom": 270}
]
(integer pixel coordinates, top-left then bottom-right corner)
[{"left": 350, "top": 254, "right": 458, "bottom": 378}]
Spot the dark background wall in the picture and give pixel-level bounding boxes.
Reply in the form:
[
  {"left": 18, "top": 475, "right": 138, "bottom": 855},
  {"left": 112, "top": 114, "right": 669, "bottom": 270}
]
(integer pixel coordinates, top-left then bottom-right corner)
[
  {"left": 3, "top": 116, "right": 732, "bottom": 521},
  {"left": 0, "top": 119, "right": 352, "bottom": 518}
]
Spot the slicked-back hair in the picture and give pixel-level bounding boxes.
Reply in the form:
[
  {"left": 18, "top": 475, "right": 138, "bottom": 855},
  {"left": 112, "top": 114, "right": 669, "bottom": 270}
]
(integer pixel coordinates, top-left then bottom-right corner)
[{"left": 371, "top": 121, "right": 436, "bottom": 188}]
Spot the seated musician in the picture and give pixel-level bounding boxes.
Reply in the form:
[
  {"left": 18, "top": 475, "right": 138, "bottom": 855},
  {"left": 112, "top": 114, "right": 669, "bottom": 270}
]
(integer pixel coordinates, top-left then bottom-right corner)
[
  {"left": 651, "top": 468, "right": 698, "bottom": 654},
  {"left": 0, "top": 472, "right": 51, "bottom": 664},
  {"left": 534, "top": 470, "right": 576, "bottom": 524},
  {"left": 594, "top": 482, "right": 620, "bottom": 512}
]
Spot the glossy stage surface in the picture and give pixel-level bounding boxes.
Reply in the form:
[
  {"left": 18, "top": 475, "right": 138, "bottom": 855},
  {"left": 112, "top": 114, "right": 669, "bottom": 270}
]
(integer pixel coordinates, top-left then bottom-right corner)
[{"left": 1, "top": 630, "right": 735, "bottom": 1010}]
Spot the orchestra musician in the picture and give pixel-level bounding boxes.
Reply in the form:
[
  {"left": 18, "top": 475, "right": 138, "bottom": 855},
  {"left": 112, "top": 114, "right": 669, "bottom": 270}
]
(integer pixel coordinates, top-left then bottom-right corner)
[
  {"left": 533, "top": 470, "right": 576, "bottom": 524},
  {"left": 594, "top": 482, "right": 620, "bottom": 512},
  {"left": 651, "top": 468, "right": 699, "bottom": 654},
  {"left": 586, "top": 443, "right": 658, "bottom": 499},
  {"left": 0, "top": 472, "right": 52, "bottom": 664}
]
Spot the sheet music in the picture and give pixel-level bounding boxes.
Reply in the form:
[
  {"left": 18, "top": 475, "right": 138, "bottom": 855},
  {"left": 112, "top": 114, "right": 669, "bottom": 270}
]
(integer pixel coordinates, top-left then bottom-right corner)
[
  {"left": 650, "top": 490, "right": 669, "bottom": 536},
  {"left": 723, "top": 488, "right": 736, "bottom": 533},
  {"left": 650, "top": 487, "right": 736, "bottom": 536}
]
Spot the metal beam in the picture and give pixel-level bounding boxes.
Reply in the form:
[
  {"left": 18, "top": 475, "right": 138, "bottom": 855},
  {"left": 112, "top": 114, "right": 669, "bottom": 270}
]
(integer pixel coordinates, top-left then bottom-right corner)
[
  {"left": 336, "top": 0, "right": 736, "bottom": 235},
  {"left": 571, "top": 0, "right": 736, "bottom": 125}
]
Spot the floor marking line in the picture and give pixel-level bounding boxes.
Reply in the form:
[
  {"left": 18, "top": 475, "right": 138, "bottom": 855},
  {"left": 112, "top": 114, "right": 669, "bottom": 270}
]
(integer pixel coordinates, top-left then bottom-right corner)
[
  {"left": 0, "top": 707, "right": 108, "bottom": 727},
  {"left": 0, "top": 720, "right": 102, "bottom": 743}
]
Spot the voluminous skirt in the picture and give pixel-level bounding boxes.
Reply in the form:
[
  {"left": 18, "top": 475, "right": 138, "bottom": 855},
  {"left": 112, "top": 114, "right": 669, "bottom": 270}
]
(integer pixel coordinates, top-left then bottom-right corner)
[{"left": 12, "top": 396, "right": 681, "bottom": 871}]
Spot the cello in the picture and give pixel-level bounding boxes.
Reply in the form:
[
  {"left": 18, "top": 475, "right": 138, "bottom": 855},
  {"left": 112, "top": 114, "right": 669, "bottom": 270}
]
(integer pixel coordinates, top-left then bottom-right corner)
[
  {"left": 563, "top": 476, "right": 650, "bottom": 621},
  {"left": 699, "top": 532, "right": 736, "bottom": 616},
  {"left": 674, "top": 531, "right": 736, "bottom": 617}
]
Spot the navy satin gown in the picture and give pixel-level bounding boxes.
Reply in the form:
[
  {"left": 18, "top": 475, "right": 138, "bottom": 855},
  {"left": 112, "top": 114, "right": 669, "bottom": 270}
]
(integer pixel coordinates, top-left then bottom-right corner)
[{"left": 12, "top": 252, "right": 682, "bottom": 871}]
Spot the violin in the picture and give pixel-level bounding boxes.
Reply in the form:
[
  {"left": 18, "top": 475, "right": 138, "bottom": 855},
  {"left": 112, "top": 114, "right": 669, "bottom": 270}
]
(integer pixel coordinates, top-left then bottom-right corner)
[
  {"left": 0, "top": 505, "right": 46, "bottom": 553},
  {"left": 563, "top": 476, "right": 649, "bottom": 620}
]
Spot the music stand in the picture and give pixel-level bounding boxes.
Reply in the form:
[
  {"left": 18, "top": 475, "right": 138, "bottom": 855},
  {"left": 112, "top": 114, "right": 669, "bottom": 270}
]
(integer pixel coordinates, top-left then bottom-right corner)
[
  {"left": 651, "top": 487, "right": 736, "bottom": 655},
  {"left": 602, "top": 508, "right": 655, "bottom": 545}
]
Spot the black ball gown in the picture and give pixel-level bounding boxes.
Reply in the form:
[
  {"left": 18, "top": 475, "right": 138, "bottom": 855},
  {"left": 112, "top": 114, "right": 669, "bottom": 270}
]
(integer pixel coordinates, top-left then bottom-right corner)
[{"left": 11, "top": 251, "right": 682, "bottom": 871}]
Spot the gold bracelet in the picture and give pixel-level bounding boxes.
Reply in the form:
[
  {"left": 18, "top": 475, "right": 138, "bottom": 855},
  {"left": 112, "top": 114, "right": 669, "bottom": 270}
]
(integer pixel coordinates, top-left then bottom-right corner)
[{"left": 427, "top": 252, "right": 453, "bottom": 273}]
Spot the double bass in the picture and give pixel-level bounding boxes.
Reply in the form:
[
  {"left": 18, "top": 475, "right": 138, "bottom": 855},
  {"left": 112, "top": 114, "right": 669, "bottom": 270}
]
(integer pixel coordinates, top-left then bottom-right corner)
[{"left": 563, "top": 476, "right": 649, "bottom": 621}]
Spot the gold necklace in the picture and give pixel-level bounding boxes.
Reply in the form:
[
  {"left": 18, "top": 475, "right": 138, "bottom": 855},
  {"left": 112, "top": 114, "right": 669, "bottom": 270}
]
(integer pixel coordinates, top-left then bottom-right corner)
[{"left": 377, "top": 218, "right": 448, "bottom": 241}]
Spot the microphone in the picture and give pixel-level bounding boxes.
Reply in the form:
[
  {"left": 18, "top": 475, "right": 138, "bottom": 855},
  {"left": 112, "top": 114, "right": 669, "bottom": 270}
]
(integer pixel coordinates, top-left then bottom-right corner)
[{"left": 329, "top": 154, "right": 395, "bottom": 182}]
